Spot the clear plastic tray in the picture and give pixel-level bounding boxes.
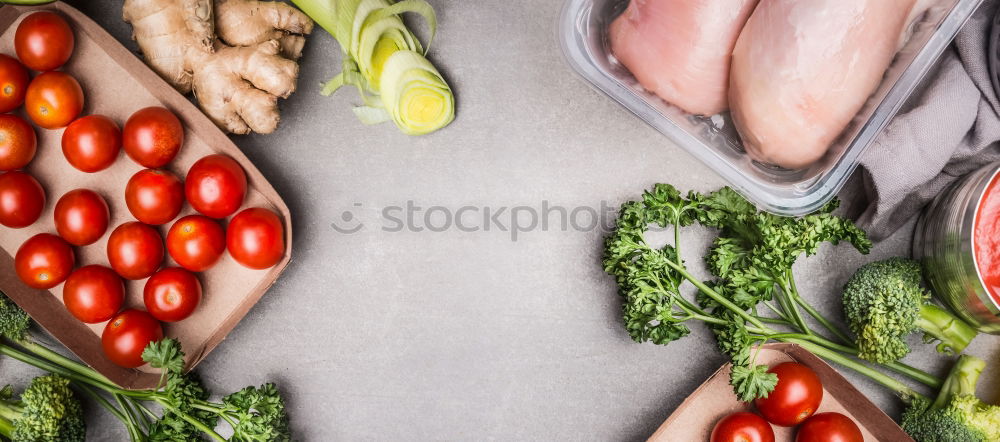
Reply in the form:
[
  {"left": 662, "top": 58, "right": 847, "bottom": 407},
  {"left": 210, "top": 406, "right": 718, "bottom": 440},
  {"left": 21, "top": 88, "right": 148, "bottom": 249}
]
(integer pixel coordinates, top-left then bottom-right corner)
[{"left": 560, "top": 0, "right": 983, "bottom": 215}]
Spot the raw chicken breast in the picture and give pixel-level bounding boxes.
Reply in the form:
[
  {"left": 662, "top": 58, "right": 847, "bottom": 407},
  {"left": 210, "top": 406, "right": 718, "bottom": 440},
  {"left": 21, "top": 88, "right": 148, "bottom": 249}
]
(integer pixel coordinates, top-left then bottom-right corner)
[
  {"left": 609, "top": 0, "right": 758, "bottom": 116},
  {"left": 729, "top": 0, "right": 919, "bottom": 169}
]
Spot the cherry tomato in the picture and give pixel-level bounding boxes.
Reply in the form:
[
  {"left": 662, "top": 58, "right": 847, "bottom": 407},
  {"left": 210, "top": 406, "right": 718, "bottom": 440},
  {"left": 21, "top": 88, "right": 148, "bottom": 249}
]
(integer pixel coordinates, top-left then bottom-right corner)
[
  {"left": 0, "top": 114, "right": 36, "bottom": 171},
  {"left": 227, "top": 208, "right": 284, "bottom": 269},
  {"left": 62, "top": 115, "right": 121, "bottom": 172},
  {"left": 63, "top": 265, "right": 124, "bottom": 323},
  {"left": 107, "top": 222, "right": 163, "bottom": 280},
  {"left": 0, "top": 170, "right": 44, "bottom": 228},
  {"left": 54, "top": 189, "right": 109, "bottom": 246},
  {"left": 166, "top": 215, "right": 225, "bottom": 271},
  {"left": 25, "top": 71, "right": 83, "bottom": 129},
  {"left": 122, "top": 107, "right": 183, "bottom": 168},
  {"left": 101, "top": 309, "right": 162, "bottom": 368},
  {"left": 0, "top": 54, "right": 29, "bottom": 112},
  {"left": 711, "top": 412, "right": 775, "bottom": 442},
  {"left": 144, "top": 267, "right": 201, "bottom": 322},
  {"left": 125, "top": 169, "right": 183, "bottom": 225},
  {"left": 185, "top": 154, "right": 246, "bottom": 218},
  {"left": 755, "top": 362, "right": 824, "bottom": 427},
  {"left": 14, "top": 233, "right": 74, "bottom": 289},
  {"left": 795, "top": 412, "right": 863, "bottom": 442},
  {"left": 14, "top": 11, "right": 74, "bottom": 71}
]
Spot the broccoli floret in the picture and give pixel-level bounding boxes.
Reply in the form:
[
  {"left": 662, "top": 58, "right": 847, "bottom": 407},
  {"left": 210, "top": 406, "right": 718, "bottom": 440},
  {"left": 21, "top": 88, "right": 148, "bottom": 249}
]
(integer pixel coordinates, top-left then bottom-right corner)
[
  {"left": 0, "top": 375, "right": 85, "bottom": 442},
  {"left": 0, "top": 292, "right": 30, "bottom": 342},
  {"left": 843, "top": 258, "right": 977, "bottom": 363},
  {"left": 902, "top": 355, "right": 1000, "bottom": 442}
]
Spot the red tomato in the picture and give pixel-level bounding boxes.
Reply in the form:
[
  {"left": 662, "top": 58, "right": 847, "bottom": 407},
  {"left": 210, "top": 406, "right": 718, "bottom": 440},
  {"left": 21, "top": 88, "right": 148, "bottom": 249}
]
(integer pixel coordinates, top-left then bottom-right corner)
[
  {"left": 122, "top": 107, "right": 183, "bottom": 168},
  {"left": 0, "top": 114, "right": 36, "bottom": 171},
  {"left": 14, "top": 233, "right": 74, "bottom": 289},
  {"left": 144, "top": 267, "right": 202, "bottom": 322},
  {"left": 227, "top": 208, "right": 284, "bottom": 269},
  {"left": 125, "top": 169, "right": 184, "bottom": 225},
  {"left": 755, "top": 362, "right": 824, "bottom": 427},
  {"left": 14, "top": 11, "right": 74, "bottom": 71},
  {"left": 101, "top": 309, "right": 162, "bottom": 368},
  {"left": 0, "top": 54, "right": 29, "bottom": 112},
  {"left": 61, "top": 115, "right": 121, "bottom": 172},
  {"left": 0, "top": 170, "right": 44, "bottom": 228},
  {"left": 795, "top": 413, "right": 863, "bottom": 442},
  {"left": 185, "top": 154, "right": 246, "bottom": 218},
  {"left": 711, "top": 412, "right": 775, "bottom": 442},
  {"left": 166, "top": 215, "right": 225, "bottom": 271},
  {"left": 107, "top": 222, "right": 163, "bottom": 280},
  {"left": 63, "top": 265, "right": 124, "bottom": 323},
  {"left": 54, "top": 189, "right": 109, "bottom": 246},
  {"left": 25, "top": 71, "right": 83, "bottom": 129}
]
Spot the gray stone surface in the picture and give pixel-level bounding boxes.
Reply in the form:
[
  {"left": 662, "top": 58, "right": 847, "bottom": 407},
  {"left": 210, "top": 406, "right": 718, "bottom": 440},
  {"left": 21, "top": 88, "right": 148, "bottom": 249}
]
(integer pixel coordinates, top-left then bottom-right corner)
[{"left": 3, "top": 0, "right": 995, "bottom": 440}]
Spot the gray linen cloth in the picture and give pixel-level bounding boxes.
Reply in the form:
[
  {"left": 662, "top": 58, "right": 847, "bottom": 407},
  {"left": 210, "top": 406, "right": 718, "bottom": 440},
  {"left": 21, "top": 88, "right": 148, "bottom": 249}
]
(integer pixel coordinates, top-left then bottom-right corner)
[{"left": 844, "top": 0, "right": 1000, "bottom": 240}]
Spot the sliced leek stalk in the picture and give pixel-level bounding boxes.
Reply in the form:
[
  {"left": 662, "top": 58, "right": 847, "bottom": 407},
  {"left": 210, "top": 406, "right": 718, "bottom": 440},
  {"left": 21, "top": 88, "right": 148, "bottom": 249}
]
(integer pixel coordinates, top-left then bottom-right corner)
[{"left": 379, "top": 50, "right": 454, "bottom": 135}]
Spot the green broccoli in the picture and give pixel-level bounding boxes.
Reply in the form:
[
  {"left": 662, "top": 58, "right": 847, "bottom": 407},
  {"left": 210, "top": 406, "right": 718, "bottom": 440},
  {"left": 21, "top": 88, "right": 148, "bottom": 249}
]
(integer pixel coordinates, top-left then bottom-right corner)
[
  {"left": 0, "top": 374, "right": 85, "bottom": 442},
  {"left": 842, "top": 258, "right": 977, "bottom": 363},
  {"left": 902, "top": 354, "right": 1000, "bottom": 442}
]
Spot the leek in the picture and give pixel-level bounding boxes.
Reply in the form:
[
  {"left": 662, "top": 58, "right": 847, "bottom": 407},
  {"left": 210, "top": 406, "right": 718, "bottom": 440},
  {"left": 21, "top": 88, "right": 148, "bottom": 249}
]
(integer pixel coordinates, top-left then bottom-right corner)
[{"left": 291, "top": 0, "right": 455, "bottom": 135}]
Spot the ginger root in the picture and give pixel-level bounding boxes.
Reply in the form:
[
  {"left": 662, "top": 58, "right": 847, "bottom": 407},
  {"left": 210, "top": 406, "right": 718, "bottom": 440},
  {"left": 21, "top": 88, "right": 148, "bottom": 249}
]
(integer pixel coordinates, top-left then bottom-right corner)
[{"left": 122, "top": 0, "right": 312, "bottom": 134}]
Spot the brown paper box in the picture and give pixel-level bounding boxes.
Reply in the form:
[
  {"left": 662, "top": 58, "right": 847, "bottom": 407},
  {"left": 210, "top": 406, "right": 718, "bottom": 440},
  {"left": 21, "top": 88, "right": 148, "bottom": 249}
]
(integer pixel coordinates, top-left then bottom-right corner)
[
  {"left": 648, "top": 344, "right": 913, "bottom": 442},
  {"left": 0, "top": 3, "right": 293, "bottom": 389}
]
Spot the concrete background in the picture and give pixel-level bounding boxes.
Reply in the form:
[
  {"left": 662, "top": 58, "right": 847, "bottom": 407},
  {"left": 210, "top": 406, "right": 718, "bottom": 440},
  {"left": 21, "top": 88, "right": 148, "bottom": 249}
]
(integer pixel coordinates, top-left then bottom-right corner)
[{"left": 3, "top": 0, "right": 996, "bottom": 440}]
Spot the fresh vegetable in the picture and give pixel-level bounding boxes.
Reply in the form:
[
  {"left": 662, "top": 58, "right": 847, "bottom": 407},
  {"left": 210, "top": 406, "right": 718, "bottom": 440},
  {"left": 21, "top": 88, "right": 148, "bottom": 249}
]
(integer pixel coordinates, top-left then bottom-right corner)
[
  {"left": 63, "top": 265, "right": 125, "bottom": 324},
  {"left": 144, "top": 267, "right": 202, "bottom": 322},
  {"left": 901, "top": 355, "right": 1000, "bottom": 442},
  {"left": 61, "top": 115, "right": 122, "bottom": 173},
  {"left": 107, "top": 221, "right": 164, "bottom": 280},
  {"left": 122, "top": 106, "right": 183, "bottom": 168},
  {"left": 185, "top": 154, "right": 247, "bottom": 218},
  {"left": 0, "top": 114, "right": 36, "bottom": 172},
  {"left": 124, "top": 169, "right": 184, "bottom": 225},
  {"left": 14, "top": 233, "right": 73, "bottom": 289},
  {"left": 0, "top": 374, "right": 85, "bottom": 442},
  {"left": 101, "top": 309, "right": 163, "bottom": 368},
  {"left": 166, "top": 214, "right": 226, "bottom": 272},
  {"left": 754, "top": 362, "right": 822, "bottom": 427},
  {"left": 292, "top": 0, "right": 455, "bottom": 135},
  {"left": 14, "top": 11, "right": 74, "bottom": 71},
  {"left": 795, "top": 412, "right": 862, "bottom": 442},
  {"left": 0, "top": 54, "right": 29, "bottom": 113},
  {"left": 843, "top": 257, "right": 978, "bottom": 364},
  {"left": 711, "top": 411, "right": 774, "bottom": 442},
  {"left": 54, "top": 189, "right": 110, "bottom": 246},
  {"left": 227, "top": 207, "right": 285, "bottom": 269},
  {"left": 0, "top": 171, "right": 44, "bottom": 228},
  {"left": 24, "top": 71, "right": 83, "bottom": 129}
]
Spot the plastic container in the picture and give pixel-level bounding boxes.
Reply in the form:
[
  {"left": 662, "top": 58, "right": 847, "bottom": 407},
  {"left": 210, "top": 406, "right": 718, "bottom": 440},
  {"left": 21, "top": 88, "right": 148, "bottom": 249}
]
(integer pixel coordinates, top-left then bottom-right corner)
[{"left": 559, "top": 0, "right": 983, "bottom": 215}]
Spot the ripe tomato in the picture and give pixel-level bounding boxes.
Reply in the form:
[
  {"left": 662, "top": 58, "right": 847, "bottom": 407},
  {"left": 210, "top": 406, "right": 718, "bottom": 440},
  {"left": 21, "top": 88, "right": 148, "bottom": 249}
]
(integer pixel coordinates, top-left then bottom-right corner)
[
  {"left": 0, "top": 170, "right": 44, "bottom": 228},
  {"left": 122, "top": 107, "right": 183, "bottom": 168},
  {"left": 795, "top": 413, "right": 863, "bottom": 442},
  {"left": 14, "top": 11, "right": 74, "bottom": 71},
  {"left": 54, "top": 189, "right": 109, "bottom": 246},
  {"left": 61, "top": 115, "right": 121, "bottom": 172},
  {"left": 185, "top": 154, "right": 246, "bottom": 218},
  {"left": 107, "top": 222, "right": 163, "bottom": 280},
  {"left": 166, "top": 215, "right": 225, "bottom": 271},
  {"left": 711, "top": 412, "right": 774, "bottom": 442},
  {"left": 14, "top": 233, "right": 74, "bottom": 289},
  {"left": 144, "top": 267, "right": 202, "bottom": 322},
  {"left": 0, "top": 114, "right": 36, "bottom": 171},
  {"left": 755, "top": 362, "right": 823, "bottom": 427},
  {"left": 101, "top": 309, "right": 162, "bottom": 368},
  {"left": 25, "top": 71, "right": 83, "bottom": 129},
  {"left": 227, "top": 208, "right": 284, "bottom": 269},
  {"left": 63, "top": 265, "right": 124, "bottom": 323},
  {"left": 0, "top": 54, "right": 29, "bottom": 112},
  {"left": 125, "top": 169, "right": 184, "bottom": 225}
]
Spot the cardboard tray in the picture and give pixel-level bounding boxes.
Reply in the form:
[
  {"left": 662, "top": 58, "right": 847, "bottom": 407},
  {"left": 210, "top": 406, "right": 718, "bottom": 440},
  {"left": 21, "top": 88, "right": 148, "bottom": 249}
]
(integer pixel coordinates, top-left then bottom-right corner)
[
  {"left": 648, "top": 344, "right": 913, "bottom": 441},
  {"left": 0, "top": 2, "right": 293, "bottom": 389}
]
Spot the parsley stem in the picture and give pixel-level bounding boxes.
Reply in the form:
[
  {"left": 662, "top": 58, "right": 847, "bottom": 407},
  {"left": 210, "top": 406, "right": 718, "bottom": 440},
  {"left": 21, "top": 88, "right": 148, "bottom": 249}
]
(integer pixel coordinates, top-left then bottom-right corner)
[
  {"left": 783, "top": 271, "right": 854, "bottom": 345},
  {"left": 662, "top": 259, "right": 771, "bottom": 332},
  {"left": 784, "top": 338, "right": 925, "bottom": 401},
  {"left": 154, "top": 398, "right": 226, "bottom": 442},
  {"left": 778, "top": 279, "right": 812, "bottom": 337}
]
